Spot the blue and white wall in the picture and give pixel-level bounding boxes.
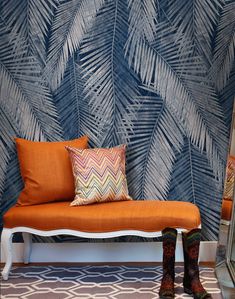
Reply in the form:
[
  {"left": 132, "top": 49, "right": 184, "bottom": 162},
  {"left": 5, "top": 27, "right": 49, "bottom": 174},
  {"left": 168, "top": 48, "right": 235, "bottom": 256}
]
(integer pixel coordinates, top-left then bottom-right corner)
[{"left": 1, "top": 0, "right": 235, "bottom": 241}]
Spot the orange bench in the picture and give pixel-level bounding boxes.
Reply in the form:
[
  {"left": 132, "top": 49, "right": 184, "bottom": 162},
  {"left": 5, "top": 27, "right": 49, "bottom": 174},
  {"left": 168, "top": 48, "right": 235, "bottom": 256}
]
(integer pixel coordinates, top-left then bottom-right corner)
[{"left": 1, "top": 200, "right": 201, "bottom": 280}]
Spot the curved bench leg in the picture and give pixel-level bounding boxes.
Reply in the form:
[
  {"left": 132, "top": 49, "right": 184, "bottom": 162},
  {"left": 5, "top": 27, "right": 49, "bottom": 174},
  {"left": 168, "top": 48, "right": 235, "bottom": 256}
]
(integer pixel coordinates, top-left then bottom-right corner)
[
  {"left": 1, "top": 228, "right": 13, "bottom": 280},
  {"left": 22, "top": 232, "right": 32, "bottom": 264}
]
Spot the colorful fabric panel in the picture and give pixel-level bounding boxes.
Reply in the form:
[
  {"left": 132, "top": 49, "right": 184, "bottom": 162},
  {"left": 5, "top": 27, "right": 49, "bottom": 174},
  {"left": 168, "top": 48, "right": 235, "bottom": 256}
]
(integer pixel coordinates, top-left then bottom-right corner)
[
  {"left": 223, "top": 155, "right": 235, "bottom": 199},
  {"left": 66, "top": 145, "right": 132, "bottom": 205}
]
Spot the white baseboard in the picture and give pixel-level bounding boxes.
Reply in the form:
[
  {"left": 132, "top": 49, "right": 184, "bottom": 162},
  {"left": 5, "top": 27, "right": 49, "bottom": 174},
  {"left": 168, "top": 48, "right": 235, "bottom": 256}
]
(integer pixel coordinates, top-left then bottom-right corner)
[{"left": 1, "top": 241, "right": 217, "bottom": 263}]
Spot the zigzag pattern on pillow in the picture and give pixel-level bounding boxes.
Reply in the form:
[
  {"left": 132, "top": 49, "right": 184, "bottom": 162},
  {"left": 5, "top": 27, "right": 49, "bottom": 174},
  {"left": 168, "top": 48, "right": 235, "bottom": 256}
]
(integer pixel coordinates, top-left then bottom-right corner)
[{"left": 66, "top": 145, "right": 132, "bottom": 205}]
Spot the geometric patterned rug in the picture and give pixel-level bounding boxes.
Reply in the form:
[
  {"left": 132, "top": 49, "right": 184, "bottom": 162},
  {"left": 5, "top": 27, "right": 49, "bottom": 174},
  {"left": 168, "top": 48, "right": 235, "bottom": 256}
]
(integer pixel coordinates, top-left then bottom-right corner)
[{"left": 1, "top": 265, "right": 222, "bottom": 299}]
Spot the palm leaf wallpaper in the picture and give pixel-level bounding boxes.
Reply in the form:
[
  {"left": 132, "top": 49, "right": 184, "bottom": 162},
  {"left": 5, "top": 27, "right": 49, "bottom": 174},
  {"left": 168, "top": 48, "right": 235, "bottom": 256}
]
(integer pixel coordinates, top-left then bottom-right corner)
[{"left": 0, "top": 0, "right": 235, "bottom": 241}]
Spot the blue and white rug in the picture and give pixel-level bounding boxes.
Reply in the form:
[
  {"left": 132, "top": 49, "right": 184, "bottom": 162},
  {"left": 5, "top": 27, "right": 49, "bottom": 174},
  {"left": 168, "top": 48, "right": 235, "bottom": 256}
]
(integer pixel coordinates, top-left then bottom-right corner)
[{"left": 1, "top": 265, "right": 222, "bottom": 298}]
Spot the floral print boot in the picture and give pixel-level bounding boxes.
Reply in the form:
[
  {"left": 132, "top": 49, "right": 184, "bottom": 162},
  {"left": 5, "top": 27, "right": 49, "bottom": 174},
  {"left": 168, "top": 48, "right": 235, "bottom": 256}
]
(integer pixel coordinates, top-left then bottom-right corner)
[
  {"left": 182, "top": 228, "right": 212, "bottom": 299},
  {"left": 159, "top": 227, "right": 177, "bottom": 299}
]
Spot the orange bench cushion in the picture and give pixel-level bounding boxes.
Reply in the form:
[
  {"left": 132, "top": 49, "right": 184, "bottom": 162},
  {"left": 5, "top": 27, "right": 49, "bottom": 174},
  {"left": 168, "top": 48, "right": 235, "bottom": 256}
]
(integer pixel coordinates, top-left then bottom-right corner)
[
  {"left": 221, "top": 198, "right": 233, "bottom": 221},
  {"left": 3, "top": 201, "right": 201, "bottom": 232}
]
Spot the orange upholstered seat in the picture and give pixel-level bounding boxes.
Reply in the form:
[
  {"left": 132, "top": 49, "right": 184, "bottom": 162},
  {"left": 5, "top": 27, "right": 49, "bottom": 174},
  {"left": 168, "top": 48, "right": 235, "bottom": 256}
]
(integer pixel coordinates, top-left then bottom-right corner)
[
  {"left": 221, "top": 198, "right": 233, "bottom": 221},
  {"left": 3, "top": 200, "right": 201, "bottom": 232}
]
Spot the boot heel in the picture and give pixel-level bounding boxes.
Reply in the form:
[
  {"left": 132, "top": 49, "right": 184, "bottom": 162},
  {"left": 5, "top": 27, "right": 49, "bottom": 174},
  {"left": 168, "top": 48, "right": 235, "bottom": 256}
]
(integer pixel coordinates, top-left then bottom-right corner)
[
  {"left": 183, "top": 286, "right": 193, "bottom": 295},
  {"left": 159, "top": 295, "right": 175, "bottom": 299}
]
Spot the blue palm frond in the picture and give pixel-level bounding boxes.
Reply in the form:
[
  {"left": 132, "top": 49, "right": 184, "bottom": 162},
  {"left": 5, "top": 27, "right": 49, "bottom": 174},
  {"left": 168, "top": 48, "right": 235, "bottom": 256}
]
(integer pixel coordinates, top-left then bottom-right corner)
[
  {"left": 0, "top": 0, "right": 59, "bottom": 64},
  {"left": 45, "top": 0, "right": 104, "bottom": 91},
  {"left": 0, "top": 140, "right": 8, "bottom": 198},
  {"left": 124, "top": 95, "right": 184, "bottom": 200},
  {"left": 168, "top": 139, "right": 223, "bottom": 240},
  {"left": 0, "top": 18, "right": 62, "bottom": 141},
  {"left": 151, "top": 21, "right": 226, "bottom": 141},
  {"left": 81, "top": 0, "right": 140, "bottom": 147},
  {"left": 125, "top": 0, "right": 158, "bottom": 53},
  {"left": 219, "top": 66, "right": 235, "bottom": 129},
  {"left": 125, "top": 17, "right": 227, "bottom": 180},
  {"left": 0, "top": 106, "right": 20, "bottom": 198},
  {"left": 211, "top": 1, "right": 235, "bottom": 91},
  {"left": 166, "top": 0, "right": 224, "bottom": 66},
  {"left": 54, "top": 55, "right": 101, "bottom": 145}
]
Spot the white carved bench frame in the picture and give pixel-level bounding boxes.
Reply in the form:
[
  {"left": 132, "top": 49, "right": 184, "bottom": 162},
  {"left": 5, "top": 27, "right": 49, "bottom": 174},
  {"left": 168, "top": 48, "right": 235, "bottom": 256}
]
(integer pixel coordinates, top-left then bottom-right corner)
[{"left": 1, "top": 226, "right": 197, "bottom": 280}]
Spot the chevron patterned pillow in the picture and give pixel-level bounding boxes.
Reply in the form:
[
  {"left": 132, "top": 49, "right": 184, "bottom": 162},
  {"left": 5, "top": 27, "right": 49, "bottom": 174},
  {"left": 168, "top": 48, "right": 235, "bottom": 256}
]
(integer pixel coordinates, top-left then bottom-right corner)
[{"left": 66, "top": 145, "right": 132, "bottom": 205}]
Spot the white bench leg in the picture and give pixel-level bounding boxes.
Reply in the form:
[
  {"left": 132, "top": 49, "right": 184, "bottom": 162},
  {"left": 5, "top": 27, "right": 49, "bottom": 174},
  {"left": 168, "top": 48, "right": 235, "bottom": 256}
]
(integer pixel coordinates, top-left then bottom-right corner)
[
  {"left": 1, "top": 228, "right": 13, "bottom": 280},
  {"left": 22, "top": 232, "right": 32, "bottom": 264}
]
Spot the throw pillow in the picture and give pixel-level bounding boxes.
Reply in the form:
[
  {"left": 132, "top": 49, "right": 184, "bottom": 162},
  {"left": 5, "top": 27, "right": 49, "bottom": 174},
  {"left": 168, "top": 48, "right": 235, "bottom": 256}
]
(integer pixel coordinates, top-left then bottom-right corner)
[
  {"left": 223, "top": 155, "right": 235, "bottom": 199},
  {"left": 66, "top": 145, "right": 132, "bottom": 205},
  {"left": 16, "top": 136, "right": 88, "bottom": 206}
]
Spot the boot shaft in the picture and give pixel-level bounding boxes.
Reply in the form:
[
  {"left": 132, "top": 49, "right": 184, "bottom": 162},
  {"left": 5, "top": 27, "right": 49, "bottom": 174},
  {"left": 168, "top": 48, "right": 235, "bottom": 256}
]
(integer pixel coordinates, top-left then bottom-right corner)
[
  {"left": 162, "top": 228, "right": 177, "bottom": 276},
  {"left": 159, "top": 227, "right": 177, "bottom": 299},
  {"left": 182, "top": 228, "right": 212, "bottom": 299},
  {"left": 182, "top": 228, "right": 201, "bottom": 270},
  {"left": 182, "top": 228, "right": 201, "bottom": 289}
]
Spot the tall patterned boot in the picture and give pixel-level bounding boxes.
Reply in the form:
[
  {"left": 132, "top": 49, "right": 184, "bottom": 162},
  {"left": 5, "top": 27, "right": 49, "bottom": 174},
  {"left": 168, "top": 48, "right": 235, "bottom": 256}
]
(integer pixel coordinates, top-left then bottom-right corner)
[
  {"left": 159, "top": 227, "right": 177, "bottom": 299},
  {"left": 182, "top": 229, "right": 212, "bottom": 299}
]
